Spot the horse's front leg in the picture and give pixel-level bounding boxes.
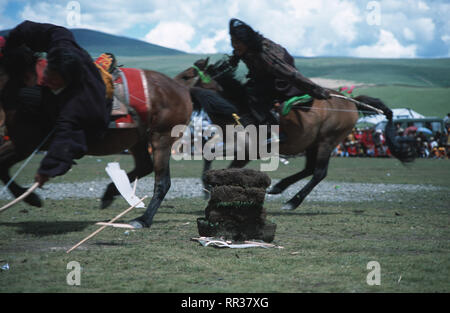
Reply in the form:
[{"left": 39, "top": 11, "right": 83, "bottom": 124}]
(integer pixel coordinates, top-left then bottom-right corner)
[
  {"left": 129, "top": 132, "right": 172, "bottom": 228},
  {"left": 281, "top": 143, "right": 333, "bottom": 211},
  {"left": 0, "top": 141, "right": 42, "bottom": 207},
  {"left": 267, "top": 147, "right": 317, "bottom": 195}
]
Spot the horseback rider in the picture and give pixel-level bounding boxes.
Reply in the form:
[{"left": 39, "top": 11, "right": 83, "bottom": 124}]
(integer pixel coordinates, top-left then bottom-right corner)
[
  {"left": 220, "top": 18, "right": 331, "bottom": 127},
  {"left": 1, "top": 21, "right": 112, "bottom": 187}
]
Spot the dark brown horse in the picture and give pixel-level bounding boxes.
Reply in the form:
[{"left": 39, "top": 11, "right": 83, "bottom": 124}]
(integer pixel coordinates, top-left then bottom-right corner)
[
  {"left": 175, "top": 57, "right": 415, "bottom": 210},
  {"left": 0, "top": 65, "right": 192, "bottom": 228}
]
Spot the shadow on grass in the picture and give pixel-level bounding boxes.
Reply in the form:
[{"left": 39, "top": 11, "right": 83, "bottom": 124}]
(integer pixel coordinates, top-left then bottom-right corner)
[
  {"left": 0, "top": 221, "right": 93, "bottom": 236},
  {"left": 267, "top": 211, "right": 341, "bottom": 217}
]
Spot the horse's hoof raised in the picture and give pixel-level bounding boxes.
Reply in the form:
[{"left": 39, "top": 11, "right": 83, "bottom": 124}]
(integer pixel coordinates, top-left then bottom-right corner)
[
  {"left": 100, "top": 198, "right": 114, "bottom": 210},
  {"left": 267, "top": 185, "right": 283, "bottom": 195},
  {"left": 281, "top": 202, "right": 296, "bottom": 211},
  {"left": 24, "top": 193, "right": 42, "bottom": 208}
]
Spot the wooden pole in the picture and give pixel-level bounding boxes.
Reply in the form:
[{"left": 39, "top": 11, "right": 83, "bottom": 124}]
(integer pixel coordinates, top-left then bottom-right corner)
[
  {"left": 0, "top": 182, "right": 40, "bottom": 214},
  {"left": 66, "top": 195, "right": 148, "bottom": 254},
  {"left": 95, "top": 222, "right": 135, "bottom": 229}
]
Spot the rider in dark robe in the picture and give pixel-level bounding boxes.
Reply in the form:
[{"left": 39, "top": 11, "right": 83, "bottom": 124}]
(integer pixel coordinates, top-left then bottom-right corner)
[
  {"left": 224, "top": 18, "right": 331, "bottom": 126},
  {"left": 3, "top": 21, "right": 112, "bottom": 186}
]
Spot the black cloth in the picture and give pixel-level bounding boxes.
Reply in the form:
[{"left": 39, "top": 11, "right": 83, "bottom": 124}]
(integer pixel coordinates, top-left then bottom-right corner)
[
  {"left": 190, "top": 87, "right": 239, "bottom": 117},
  {"left": 230, "top": 37, "right": 328, "bottom": 122},
  {"left": 6, "top": 21, "right": 112, "bottom": 177}
]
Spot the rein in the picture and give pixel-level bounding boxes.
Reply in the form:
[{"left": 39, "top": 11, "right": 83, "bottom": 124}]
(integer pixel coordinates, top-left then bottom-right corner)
[
  {"left": 330, "top": 94, "right": 384, "bottom": 114},
  {"left": 192, "top": 65, "right": 212, "bottom": 84},
  {"left": 286, "top": 94, "right": 384, "bottom": 115},
  {"left": 288, "top": 105, "right": 380, "bottom": 115}
]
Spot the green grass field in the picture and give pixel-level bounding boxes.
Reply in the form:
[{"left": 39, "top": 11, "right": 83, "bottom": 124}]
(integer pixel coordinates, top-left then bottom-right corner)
[
  {"left": 0, "top": 156, "right": 449, "bottom": 293},
  {"left": 1, "top": 55, "right": 449, "bottom": 293}
]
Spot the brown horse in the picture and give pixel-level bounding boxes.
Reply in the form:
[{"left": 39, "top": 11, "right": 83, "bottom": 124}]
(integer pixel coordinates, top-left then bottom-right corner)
[
  {"left": 175, "top": 57, "right": 415, "bottom": 210},
  {"left": 0, "top": 65, "right": 192, "bottom": 228}
]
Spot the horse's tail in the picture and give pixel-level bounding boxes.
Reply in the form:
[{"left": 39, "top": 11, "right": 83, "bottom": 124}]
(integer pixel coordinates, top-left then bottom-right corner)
[{"left": 354, "top": 95, "right": 416, "bottom": 163}]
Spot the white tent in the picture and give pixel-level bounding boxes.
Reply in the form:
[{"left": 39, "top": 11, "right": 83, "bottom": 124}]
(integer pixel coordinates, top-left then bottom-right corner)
[{"left": 357, "top": 108, "right": 425, "bottom": 125}]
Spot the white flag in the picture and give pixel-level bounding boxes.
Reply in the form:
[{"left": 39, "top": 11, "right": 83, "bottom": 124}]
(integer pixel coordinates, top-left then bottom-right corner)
[{"left": 105, "top": 162, "right": 145, "bottom": 208}]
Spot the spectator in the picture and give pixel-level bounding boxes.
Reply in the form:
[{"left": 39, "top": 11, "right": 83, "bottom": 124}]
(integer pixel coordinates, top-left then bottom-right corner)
[
  {"left": 332, "top": 125, "right": 447, "bottom": 159},
  {"left": 447, "top": 127, "right": 450, "bottom": 157},
  {"left": 444, "top": 113, "right": 450, "bottom": 129},
  {"left": 347, "top": 141, "right": 358, "bottom": 157}
]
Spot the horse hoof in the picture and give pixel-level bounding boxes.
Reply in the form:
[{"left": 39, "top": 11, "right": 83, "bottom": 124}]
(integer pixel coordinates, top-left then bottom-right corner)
[
  {"left": 24, "top": 193, "right": 42, "bottom": 208},
  {"left": 267, "top": 185, "right": 283, "bottom": 195},
  {"left": 281, "top": 202, "right": 296, "bottom": 211},
  {"left": 128, "top": 219, "right": 149, "bottom": 229},
  {"left": 100, "top": 198, "right": 114, "bottom": 210}
]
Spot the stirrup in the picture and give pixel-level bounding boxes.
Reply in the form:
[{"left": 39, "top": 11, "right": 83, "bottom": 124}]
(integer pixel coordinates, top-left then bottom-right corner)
[{"left": 232, "top": 113, "right": 242, "bottom": 126}]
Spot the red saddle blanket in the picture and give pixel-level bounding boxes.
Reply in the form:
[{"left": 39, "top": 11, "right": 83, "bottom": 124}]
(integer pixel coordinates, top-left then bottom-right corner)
[{"left": 113, "top": 67, "right": 151, "bottom": 127}]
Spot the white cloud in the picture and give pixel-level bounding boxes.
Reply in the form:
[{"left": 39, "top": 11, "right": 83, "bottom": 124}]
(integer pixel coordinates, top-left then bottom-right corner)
[
  {"left": 403, "top": 27, "right": 415, "bottom": 41},
  {"left": 144, "top": 21, "right": 195, "bottom": 52},
  {"left": 442, "top": 35, "right": 450, "bottom": 42},
  {"left": 353, "top": 29, "right": 417, "bottom": 58},
  {"left": 192, "top": 29, "right": 228, "bottom": 54},
  {"left": 20, "top": 2, "right": 67, "bottom": 26},
  {"left": 417, "top": 1, "right": 430, "bottom": 11},
  {"left": 3, "top": 0, "right": 449, "bottom": 57},
  {"left": 414, "top": 18, "right": 435, "bottom": 41}
]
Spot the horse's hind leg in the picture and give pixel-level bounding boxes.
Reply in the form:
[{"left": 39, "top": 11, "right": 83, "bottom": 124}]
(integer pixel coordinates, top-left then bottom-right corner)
[
  {"left": 129, "top": 132, "right": 172, "bottom": 228},
  {"left": 281, "top": 142, "right": 333, "bottom": 211},
  {"left": 0, "top": 141, "right": 42, "bottom": 207},
  {"left": 101, "top": 139, "right": 154, "bottom": 209},
  {"left": 267, "top": 147, "right": 317, "bottom": 195},
  {"left": 202, "top": 159, "right": 213, "bottom": 199}
]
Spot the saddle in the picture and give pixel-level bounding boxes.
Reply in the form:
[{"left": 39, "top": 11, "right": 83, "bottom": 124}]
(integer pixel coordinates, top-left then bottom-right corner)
[{"left": 94, "top": 54, "right": 151, "bottom": 129}]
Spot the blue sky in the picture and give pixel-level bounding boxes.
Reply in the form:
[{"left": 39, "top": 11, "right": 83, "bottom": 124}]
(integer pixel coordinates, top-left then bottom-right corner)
[{"left": 1, "top": 0, "right": 449, "bottom": 58}]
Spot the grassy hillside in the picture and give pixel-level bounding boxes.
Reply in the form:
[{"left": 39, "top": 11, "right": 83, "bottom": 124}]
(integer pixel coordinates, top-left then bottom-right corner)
[
  {"left": 0, "top": 28, "right": 185, "bottom": 56},
  {"left": 294, "top": 57, "right": 450, "bottom": 88},
  {"left": 353, "top": 86, "right": 449, "bottom": 118},
  {"left": 116, "top": 54, "right": 450, "bottom": 118},
  {"left": 71, "top": 29, "right": 185, "bottom": 56}
]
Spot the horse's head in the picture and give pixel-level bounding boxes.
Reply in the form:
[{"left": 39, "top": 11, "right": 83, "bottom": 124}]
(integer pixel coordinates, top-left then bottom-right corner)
[{"left": 175, "top": 57, "right": 223, "bottom": 92}]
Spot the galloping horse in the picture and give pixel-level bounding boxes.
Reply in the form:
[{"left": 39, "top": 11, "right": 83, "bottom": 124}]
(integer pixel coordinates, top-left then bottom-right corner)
[
  {"left": 0, "top": 60, "right": 192, "bottom": 228},
  {"left": 175, "top": 57, "right": 414, "bottom": 210}
]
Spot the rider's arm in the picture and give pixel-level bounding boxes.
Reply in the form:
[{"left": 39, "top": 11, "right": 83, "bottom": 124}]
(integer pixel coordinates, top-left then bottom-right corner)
[
  {"left": 259, "top": 45, "right": 329, "bottom": 99},
  {"left": 38, "top": 97, "right": 88, "bottom": 178}
]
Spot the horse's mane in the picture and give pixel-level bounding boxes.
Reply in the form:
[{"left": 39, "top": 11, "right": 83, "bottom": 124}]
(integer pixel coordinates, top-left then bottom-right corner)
[{"left": 205, "top": 59, "right": 248, "bottom": 112}]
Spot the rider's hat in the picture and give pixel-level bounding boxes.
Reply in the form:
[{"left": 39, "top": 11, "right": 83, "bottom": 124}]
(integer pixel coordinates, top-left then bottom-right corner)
[{"left": 229, "top": 18, "right": 263, "bottom": 51}]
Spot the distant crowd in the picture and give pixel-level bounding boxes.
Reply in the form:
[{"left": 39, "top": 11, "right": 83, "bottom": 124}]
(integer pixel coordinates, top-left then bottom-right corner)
[{"left": 332, "top": 121, "right": 450, "bottom": 160}]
